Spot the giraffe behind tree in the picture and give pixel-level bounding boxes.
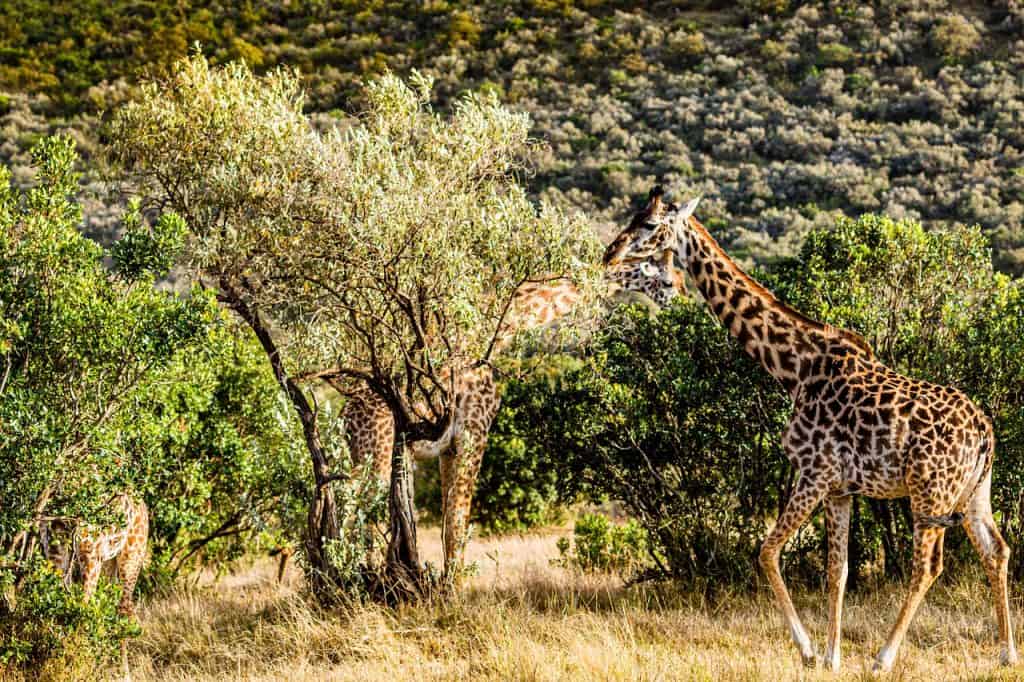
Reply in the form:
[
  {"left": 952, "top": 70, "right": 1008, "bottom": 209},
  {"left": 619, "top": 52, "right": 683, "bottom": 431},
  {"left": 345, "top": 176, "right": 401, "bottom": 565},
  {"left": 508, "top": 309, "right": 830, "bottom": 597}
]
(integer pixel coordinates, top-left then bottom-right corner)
[
  {"left": 615, "top": 188, "right": 1016, "bottom": 673},
  {"left": 38, "top": 494, "right": 149, "bottom": 618},
  {"left": 341, "top": 190, "right": 689, "bottom": 580}
]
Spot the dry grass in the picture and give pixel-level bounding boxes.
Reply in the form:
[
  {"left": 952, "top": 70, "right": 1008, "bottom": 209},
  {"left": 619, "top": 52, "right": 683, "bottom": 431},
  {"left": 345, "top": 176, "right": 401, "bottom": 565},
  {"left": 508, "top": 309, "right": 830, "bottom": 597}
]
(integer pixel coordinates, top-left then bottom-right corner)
[{"left": 125, "top": 527, "right": 1023, "bottom": 682}]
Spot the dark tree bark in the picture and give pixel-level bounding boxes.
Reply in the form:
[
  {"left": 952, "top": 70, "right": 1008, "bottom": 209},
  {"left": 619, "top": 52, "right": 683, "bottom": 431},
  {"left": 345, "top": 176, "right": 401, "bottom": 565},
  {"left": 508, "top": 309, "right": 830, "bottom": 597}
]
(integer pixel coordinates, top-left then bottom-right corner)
[
  {"left": 869, "top": 498, "right": 905, "bottom": 580},
  {"left": 380, "top": 434, "right": 425, "bottom": 604},
  {"left": 217, "top": 277, "right": 344, "bottom": 602},
  {"left": 847, "top": 496, "right": 863, "bottom": 592}
]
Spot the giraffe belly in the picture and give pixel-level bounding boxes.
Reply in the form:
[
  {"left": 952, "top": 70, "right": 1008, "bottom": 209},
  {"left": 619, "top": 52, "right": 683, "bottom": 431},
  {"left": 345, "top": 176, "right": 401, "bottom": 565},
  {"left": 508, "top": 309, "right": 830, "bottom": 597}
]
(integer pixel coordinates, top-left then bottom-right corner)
[{"left": 820, "top": 415, "right": 910, "bottom": 500}]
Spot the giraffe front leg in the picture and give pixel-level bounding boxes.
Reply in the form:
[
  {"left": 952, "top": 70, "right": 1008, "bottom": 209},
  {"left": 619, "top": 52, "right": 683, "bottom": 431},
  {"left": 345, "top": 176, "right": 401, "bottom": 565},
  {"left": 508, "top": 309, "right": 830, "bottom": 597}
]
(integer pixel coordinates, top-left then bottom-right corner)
[
  {"left": 759, "top": 475, "right": 830, "bottom": 668},
  {"left": 873, "top": 524, "right": 946, "bottom": 672},
  {"left": 79, "top": 548, "right": 102, "bottom": 602},
  {"left": 824, "top": 494, "right": 852, "bottom": 672}
]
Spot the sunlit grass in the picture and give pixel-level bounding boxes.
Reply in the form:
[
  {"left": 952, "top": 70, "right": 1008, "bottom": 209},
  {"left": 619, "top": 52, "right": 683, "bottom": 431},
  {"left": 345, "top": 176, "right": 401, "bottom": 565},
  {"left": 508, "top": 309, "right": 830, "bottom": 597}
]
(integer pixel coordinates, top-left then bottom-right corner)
[{"left": 127, "top": 526, "right": 1023, "bottom": 681}]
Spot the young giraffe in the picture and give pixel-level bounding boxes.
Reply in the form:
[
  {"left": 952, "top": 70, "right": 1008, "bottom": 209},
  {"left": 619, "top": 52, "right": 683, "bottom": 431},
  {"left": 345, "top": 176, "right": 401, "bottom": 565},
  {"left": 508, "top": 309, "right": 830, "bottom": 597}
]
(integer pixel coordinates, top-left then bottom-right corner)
[
  {"left": 341, "top": 190, "right": 687, "bottom": 576},
  {"left": 616, "top": 188, "right": 1016, "bottom": 672},
  {"left": 38, "top": 494, "right": 149, "bottom": 616}
]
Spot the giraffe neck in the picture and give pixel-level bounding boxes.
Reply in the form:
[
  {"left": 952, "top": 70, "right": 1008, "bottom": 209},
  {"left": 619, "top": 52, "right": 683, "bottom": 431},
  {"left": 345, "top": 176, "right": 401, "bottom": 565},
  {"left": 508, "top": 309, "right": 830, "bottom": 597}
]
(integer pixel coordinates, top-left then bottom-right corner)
[{"left": 678, "top": 217, "right": 871, "bottom": 397}]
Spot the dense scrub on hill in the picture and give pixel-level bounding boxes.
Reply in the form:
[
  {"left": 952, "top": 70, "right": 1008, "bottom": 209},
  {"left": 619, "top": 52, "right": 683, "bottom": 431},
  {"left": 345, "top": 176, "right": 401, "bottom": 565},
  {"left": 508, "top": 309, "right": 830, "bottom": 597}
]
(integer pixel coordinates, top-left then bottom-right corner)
[{"left": 1, "top": 0, "right": 1023, "bottom": 273}]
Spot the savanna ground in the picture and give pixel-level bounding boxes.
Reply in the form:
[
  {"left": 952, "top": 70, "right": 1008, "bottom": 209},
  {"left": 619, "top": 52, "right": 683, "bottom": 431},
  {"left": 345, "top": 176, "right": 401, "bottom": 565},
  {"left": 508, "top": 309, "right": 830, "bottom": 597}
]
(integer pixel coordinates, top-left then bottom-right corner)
[{"left": 128, "top": 524, "right": 1024, "bottom": 682}]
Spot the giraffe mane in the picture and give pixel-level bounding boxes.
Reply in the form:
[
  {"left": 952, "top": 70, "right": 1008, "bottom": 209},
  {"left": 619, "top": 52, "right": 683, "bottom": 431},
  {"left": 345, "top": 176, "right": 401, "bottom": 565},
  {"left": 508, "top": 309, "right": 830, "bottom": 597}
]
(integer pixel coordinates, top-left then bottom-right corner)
[{"left": 686, "top": 216, "right": 875, "bottom": 359}]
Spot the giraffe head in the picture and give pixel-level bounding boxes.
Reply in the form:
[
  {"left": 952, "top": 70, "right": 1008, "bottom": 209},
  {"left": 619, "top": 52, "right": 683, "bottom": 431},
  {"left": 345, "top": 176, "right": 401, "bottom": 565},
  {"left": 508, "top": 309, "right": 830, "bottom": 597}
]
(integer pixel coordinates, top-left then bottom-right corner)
[
  {"left": 38, "top": 517, "right": 75, "bottom": 578},
  {"left": 602, "top": 186, "right": 689, "bottom": 307},
  {"left": 608, "top": 187, "right": 702, "bottom": 266}
]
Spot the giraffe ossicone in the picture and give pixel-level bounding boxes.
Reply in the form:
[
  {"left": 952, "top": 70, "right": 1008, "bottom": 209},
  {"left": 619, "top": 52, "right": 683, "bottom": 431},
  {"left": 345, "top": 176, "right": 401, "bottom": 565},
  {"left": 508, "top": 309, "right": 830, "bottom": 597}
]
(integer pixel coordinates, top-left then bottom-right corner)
[{"left": 615, "top": 186, "right": 1017, "bottom": 673}]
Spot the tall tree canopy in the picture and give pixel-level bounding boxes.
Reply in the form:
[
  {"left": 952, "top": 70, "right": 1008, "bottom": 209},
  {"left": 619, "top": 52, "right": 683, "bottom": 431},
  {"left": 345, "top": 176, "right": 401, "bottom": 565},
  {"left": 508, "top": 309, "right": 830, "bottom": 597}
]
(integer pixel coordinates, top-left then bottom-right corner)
[{"left": 106, "top": 54, "right": 602, "bottom": 597}]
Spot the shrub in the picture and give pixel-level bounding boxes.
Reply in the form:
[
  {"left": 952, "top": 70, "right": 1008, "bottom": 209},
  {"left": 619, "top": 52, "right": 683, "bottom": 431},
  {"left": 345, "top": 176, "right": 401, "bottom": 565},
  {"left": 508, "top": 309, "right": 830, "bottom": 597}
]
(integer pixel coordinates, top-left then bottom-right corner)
[
  {"left": 930, "top": 14, "right": 982, "bottom": 59},
  {"left": 512, "top": 301, "right": 793, "bottom": 587},
  {"left": 665, "top": 30, "right": 706, "bottom": 66},
  {"left": 554, "top": 513, "right": 650, "bottom": 578},
  {"left": 739, "top": 0, "right": 790, "bottom": 17},
  {"left": 818, "top": 41, "right": 855, "bottom": 66},
  {"left": 0, "top": 559, "right": 135, "bottom": 680}
]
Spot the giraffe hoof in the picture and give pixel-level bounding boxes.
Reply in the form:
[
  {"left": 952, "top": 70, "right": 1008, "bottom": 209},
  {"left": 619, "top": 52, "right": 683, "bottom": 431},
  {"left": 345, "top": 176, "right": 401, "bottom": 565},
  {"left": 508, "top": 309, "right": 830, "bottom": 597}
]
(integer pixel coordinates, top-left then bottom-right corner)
[
  {"left": 800, "top": 652, "right": 818, "bottom": 669},
  {"left": 870, "top": 659, "right": 891, "bottom": 674},
  {"left": 1001, "top": 649, "right": 1019, "bottom": 666}
]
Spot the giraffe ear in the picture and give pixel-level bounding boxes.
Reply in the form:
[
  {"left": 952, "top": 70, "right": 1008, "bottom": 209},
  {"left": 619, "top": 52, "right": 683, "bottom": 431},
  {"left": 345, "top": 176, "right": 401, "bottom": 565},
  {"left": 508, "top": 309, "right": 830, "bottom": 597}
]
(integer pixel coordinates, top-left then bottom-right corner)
[
  {"left": 672, "top": 196, "right": 701, "bottom": 240},
  {"left": 677, "top": 196, "right": 701, "bottom": 222}
]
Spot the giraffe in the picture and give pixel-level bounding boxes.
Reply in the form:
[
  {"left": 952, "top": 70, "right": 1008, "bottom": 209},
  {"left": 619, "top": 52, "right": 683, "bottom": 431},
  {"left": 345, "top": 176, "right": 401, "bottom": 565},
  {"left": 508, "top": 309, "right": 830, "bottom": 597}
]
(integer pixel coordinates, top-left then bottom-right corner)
[
  {"left": 613, "top": 187, "right": 1017, "bottom": 672},
  {"left": 38, "top": 493, "right": 149, "bottom": 616},
  {"left": 340, "top": 189, "right": 687, "bottom": 577}
]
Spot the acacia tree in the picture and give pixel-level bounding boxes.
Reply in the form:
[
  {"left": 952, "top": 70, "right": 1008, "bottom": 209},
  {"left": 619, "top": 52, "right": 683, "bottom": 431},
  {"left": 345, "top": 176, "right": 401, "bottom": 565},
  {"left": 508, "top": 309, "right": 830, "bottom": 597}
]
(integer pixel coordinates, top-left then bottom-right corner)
[{"left": 107, "top": 55, "right": 601, "bottom": 600}]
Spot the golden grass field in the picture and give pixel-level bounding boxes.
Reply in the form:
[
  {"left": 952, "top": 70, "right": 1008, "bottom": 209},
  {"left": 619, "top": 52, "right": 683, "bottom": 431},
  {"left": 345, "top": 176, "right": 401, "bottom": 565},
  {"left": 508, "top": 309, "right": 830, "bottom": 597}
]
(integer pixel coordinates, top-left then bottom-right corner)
[{"left": 127, "top": 526, "right": 1024, "bottom": 682}]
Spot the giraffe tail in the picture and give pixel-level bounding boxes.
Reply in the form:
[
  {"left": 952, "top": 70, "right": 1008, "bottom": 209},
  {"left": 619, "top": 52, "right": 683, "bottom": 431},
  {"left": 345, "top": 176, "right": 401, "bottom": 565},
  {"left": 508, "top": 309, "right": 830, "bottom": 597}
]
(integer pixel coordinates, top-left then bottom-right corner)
[{"left": 916, "top": 512, "right": 965, "bottom": 528}]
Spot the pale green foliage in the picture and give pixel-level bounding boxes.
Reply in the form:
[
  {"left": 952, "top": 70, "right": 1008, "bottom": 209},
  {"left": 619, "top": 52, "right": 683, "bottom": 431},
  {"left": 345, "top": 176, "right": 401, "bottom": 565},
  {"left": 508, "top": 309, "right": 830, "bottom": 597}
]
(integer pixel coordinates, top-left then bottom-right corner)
[
  {"left": 109, "top": 53, "right": 602, "bottom": 424},
  {"left": 107, "top": 56, "right": 314, "bottom": 278},
  {"left": 930, "top": 14, "right": 982, "bottom": 59}
]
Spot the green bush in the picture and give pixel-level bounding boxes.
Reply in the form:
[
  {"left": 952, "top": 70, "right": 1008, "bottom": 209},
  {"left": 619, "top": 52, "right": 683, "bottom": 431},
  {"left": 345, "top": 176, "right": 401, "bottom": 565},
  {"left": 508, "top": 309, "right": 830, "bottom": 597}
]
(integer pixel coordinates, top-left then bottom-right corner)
[
  {"left": 554, "top": 513, "right": 650, "bottom": 577},
  {"left": 509, "top": 301, "right": 793, "bottom": 587},
  {"left": 0, "top": 559, "right": 135, "bottom": 679},
  {"left": 126, "top": 325, "right": 309, "bottom": 584},
  {"left": 739, "top": 0, "right": 789, "bottom": 17}
]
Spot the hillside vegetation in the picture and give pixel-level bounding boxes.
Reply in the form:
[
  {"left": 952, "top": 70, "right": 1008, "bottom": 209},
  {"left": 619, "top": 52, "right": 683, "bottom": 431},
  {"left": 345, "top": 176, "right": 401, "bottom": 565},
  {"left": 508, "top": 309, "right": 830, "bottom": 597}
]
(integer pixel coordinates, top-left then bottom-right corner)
[{"left": 1, "top": 0, "right": 1023, "bottom": 272}]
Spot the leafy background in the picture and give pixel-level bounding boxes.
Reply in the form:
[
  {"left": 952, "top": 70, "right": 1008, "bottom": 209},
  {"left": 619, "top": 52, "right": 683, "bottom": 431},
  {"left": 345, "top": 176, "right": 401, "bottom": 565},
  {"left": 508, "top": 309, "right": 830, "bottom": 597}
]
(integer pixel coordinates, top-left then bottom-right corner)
[{"left": 1, "top": 0, "right": 1023, "bottom": 273}]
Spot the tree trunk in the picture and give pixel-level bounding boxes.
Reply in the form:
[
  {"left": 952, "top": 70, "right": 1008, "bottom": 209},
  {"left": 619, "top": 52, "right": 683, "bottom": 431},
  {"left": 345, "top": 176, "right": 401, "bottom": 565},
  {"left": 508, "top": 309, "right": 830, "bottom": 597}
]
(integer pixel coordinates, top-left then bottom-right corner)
[
  {"left": 869, "top": 499, "right": 904, "bottom": 580},
  {"left": 218, "top": 277, "right": 344, "bottom": 603},
  {"left": 847, "top": 496, "right": 863, "bottom": 592},
  {"left": 381, "top": 434, "right": 424, "bottom": 604}
]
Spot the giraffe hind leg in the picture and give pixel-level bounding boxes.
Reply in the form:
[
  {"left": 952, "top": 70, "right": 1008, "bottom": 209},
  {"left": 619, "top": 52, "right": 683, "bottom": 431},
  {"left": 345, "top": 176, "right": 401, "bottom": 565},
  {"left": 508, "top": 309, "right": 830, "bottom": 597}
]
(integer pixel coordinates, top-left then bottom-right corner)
[
  {"left": 439, "top": 437, "right": 487, "bottom": 585},
  {"left": 115, "top": 508, "right": 149, "bottom": 617},
  {"left": 873, "top": 523, "right": 946, "bottom": 672},
  {"left": 79, "top": 543, "right": 103, "bottom": 602},
  {"left": 963, "top": 474, "right": 1017, "bottom": 666}
]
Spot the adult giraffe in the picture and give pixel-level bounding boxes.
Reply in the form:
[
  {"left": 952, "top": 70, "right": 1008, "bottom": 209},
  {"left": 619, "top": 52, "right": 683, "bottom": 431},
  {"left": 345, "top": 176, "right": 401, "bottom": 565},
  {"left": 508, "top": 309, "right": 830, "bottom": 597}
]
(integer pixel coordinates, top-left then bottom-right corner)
[
  {"left": 614, "top": 188, "right": 1016, "bottom": 672},
  {"left": 339, "top": 190, "right": 687, "bottom": 578}
]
